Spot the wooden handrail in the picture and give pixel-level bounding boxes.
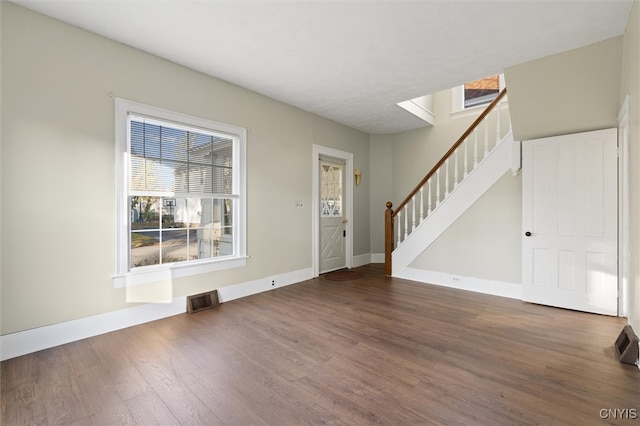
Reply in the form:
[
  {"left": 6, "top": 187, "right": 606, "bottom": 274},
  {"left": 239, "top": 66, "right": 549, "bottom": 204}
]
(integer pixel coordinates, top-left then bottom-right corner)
[{"left": 391, "top": 88, "right": 507, "bottom": 218}]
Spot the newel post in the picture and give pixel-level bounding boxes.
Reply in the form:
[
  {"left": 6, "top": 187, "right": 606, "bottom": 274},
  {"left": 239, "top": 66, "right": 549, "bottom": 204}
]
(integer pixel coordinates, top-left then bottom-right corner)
[{"left": 384, "top": 202, "right": 394, "bottom": 276}]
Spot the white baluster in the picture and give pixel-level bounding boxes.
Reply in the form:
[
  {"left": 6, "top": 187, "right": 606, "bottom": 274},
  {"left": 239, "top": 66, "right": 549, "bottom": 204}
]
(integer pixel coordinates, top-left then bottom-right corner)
[
  {"left": 428, "top": 179, "right": 433, "bottom": 214},
  {"left": 436, "top": 169, "right": 441, "bottom": 206},
  {"left": 419, "top": 186, "right": 424, "bottom": 223},
  {"left": 454, "top": 148, "right": 459, "bottom": 187},
  {"left": 397, "top": 211, "right": 402, "bottom": 245},
  {"left": 464, "top": 137, "right": 469, "bottom": 177},
  {"left": 484, "top": 118, "right": 489, "bottom": 156},
  {"left": 404, "top": 207, "right": 408, "bottom": 240},
  {"left": 473, "top": 129, "right": 479, "bottom": 167},
  {"left": 445, "top": 158, "right": 450, "bottom": 197},
  {"left": 411, "top": 196, "right": 416, "bottom": 232}
]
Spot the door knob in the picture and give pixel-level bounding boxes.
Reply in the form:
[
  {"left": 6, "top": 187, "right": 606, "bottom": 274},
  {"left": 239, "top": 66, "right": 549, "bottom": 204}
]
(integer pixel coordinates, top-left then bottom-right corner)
[
  {"left": 342, "top": 219, "right": 348, "bottom": 223},
  {"left": 525, "top": 231, "right": 532, "bottom": 237}
]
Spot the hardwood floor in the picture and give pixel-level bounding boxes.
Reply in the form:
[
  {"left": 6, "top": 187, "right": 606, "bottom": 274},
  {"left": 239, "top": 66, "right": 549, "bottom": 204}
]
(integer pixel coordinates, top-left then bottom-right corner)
[{"left": 2, "top": 264, "right": 639, "bottom": 425}]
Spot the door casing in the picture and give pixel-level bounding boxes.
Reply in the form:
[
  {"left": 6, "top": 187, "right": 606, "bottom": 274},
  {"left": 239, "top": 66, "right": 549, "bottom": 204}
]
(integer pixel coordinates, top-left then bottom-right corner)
[{"left": 618, "top": 96, "right": 630, "bottom": 317}]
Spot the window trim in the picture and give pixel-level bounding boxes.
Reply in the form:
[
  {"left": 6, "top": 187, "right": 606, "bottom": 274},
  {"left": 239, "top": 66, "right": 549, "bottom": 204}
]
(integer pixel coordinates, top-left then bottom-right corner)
[{"left": 113, "top": 98, "right": 247, "bottom": 288}]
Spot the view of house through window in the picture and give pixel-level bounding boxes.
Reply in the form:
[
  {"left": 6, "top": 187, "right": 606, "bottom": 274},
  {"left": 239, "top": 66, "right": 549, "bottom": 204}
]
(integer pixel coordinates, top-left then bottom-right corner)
[
  {"left": 128, "top": 116, "right": 235, "bottom": 269},
  {"left": 464, "top": 75, "right": 500, "bottom": 108}
]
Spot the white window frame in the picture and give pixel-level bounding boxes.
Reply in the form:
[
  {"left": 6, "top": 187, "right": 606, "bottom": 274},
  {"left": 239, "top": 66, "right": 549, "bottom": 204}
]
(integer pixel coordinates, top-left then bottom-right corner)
[
  {"left": 451, "top": 73, "right": 506, "bottom": 119},
  {"left": 113, "top": 98, "right": 247, "bottom": 288}
]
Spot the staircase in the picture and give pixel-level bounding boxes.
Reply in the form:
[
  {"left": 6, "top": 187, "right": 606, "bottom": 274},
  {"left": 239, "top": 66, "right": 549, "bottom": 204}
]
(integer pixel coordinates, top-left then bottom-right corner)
[{"left": 385, "top": 88, "right": 520, "bottom": 276}]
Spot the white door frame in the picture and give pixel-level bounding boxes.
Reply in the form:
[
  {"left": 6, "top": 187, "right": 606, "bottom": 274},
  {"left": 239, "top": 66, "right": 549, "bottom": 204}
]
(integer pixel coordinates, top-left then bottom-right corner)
[
  {"left": 618, "top": 95, "right": 630, "bottom": 317},
  {"left": 312, "top": 144, "right": 353, "bottom": 278}
]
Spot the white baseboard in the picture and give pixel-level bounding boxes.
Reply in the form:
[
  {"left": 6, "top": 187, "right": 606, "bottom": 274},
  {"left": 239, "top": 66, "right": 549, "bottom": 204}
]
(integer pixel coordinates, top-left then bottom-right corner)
[
  {"left": 353, "top": 253, "right": 372, "bottom": 268},
  {"left": 393, "top": 267, "right": 522, "bottom": 300},
  {"left": 0, "top": 297, "right": 186, "bottom": 361},
  {"left": 217, "top": 267, "right": 312, "bottom": 302},
  {"left": 371, "top": 253, "right": 385, "bottom": 263},
  {"left": 0, "top": 267, "right": 312, "bottom": 361}
]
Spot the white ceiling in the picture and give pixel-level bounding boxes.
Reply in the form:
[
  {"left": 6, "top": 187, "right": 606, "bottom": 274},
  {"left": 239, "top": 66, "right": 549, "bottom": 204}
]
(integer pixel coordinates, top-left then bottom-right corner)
[{"left": 12, "top": 0, "right": 634, "bottom": 134}]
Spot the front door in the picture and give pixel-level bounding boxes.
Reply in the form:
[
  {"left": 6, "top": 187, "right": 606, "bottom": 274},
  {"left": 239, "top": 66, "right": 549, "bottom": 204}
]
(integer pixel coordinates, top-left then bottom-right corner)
[
  {"left": 319, "top": 160, "right": 346, "bottom": 273},
  {"left": 522, "top": 128, "right": 618, "bottom": 315}
]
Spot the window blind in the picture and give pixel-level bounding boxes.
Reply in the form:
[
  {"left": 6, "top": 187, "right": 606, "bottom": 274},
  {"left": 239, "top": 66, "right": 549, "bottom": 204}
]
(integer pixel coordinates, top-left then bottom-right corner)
[{"left": 129, "top": 116, "right": 233, "bottom": 194}]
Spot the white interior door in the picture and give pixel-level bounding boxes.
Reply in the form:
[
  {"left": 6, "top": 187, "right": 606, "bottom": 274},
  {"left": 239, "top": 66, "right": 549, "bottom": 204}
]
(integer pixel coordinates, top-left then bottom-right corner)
[
  {"left": 522, "top": 128, "right": 618, "bottom": 316},
  {"left": 319, "top": 160, "right": 346, "bottom": 273}
]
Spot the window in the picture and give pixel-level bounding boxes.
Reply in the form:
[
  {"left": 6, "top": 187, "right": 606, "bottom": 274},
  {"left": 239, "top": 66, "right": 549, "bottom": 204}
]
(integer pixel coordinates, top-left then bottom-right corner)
[
  {"left": 451, "top": 74, "right": 505, "bottom": 118},
  {"left": 114, "top": 99, "right": 246, "bottom": 287},
  {"left": 463, "top": 75, "right": 500, "bottom": 108},
  {"left": 320, "top": 162, "right": 343, "bottom": 217}
]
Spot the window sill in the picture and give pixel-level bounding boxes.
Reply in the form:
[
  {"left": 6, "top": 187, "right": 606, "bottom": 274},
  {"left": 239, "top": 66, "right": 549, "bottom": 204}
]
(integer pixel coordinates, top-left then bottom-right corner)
[
  {"left": 113, "top": 256, "right": 248, "bottom": 288},
  {"left": 451, "top": 100, "right": 509, "bottom": 121},
  {"left": 450, "top": 104, "right": 487, "bottom": 120}
]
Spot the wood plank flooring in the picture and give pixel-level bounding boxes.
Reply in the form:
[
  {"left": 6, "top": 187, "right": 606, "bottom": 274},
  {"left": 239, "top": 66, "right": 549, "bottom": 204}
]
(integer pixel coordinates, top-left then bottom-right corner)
[{"left": 2, "top": 264, "right": 639, "bottom": 425}]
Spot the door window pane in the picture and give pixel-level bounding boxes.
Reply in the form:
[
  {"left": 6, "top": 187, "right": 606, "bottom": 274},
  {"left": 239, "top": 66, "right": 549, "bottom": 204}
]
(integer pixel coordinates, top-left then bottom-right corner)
[{"left": 320, "top": 163, "right": 343, "bottom": 217}]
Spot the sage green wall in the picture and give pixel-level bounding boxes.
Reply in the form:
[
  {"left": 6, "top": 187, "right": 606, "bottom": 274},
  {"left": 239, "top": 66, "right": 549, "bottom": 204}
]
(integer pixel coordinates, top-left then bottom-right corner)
[
  {"left": 369, "top": 134, "right": 393, "bottom": 254},
  {"left": 620, "top": 0, "right": 640, "bottom": 336},
  {"left": 505, "top": 36, "right": 623, "bottom": 141},
  {"left": 0, "top": 3, "right": 369, "bottom": 335},
  {"left": 391, "top": 90, "right": 480, "bottom": 203},
  {"left": 409, "top": 172, "right": 522, "bottom": 284}
]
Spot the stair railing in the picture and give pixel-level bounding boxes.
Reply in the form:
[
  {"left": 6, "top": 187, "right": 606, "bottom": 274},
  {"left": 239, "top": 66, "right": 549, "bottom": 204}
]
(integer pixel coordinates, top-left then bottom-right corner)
[{"left": 384, "top": 88, "right": 509, "bottom": 275}]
